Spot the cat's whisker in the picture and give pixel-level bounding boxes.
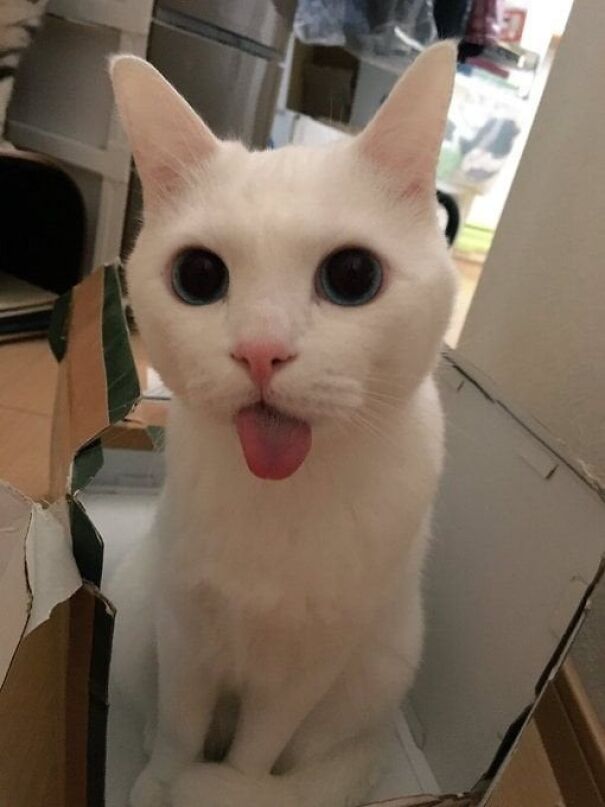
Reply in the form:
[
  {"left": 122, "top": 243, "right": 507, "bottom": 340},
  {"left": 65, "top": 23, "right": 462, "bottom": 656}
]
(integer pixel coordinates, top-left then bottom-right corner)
[
  {"left": 345, "top": 411, "right": 402, "bottom": 456},
  {"left": 364, "top": 375, "right": 409, "bottom": 392},
  {"left": 363, "top": 390, "right": 406, "bottom": 406}
]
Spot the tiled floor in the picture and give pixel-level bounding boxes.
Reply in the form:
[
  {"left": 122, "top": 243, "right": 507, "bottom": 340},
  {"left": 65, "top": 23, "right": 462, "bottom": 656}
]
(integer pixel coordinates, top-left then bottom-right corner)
[{"left": 83, "top": 485, "right": 438, "bottom": 806}]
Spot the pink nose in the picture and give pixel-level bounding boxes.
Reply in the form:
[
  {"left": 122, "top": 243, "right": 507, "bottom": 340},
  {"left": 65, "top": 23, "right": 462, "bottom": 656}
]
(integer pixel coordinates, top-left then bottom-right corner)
[{"left": 231, "top": 341, "right": 297, "bottom": 387}]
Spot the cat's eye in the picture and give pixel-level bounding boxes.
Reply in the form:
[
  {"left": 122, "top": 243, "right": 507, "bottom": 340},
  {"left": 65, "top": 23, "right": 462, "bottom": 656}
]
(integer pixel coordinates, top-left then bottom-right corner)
[
  {"left": 316, "top": 248, "right": 383, "bottom": 306},
  {"left": 171, "top": 248, "right": 229, "bottom": 305}
]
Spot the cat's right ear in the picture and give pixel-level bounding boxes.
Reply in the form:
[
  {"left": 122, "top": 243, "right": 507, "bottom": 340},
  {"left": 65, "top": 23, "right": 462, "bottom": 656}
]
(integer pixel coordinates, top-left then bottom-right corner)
[
  {"left": 355, "top": 41, "right": 456, "bottom": 201},
  {"left": 110, "top": 55, "right": 219, "bottom": 211}
]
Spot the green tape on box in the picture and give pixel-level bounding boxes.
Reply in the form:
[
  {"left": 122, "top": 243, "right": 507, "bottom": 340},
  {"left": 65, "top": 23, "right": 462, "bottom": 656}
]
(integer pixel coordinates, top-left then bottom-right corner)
[
  {"left": 72, "top": 439, "right": 104, "bottom": 495},
  {"left": 69, "top": 496, "right": 104, "bottom": 587},
  {"left": 102, "top": 263, "right": 141, "bottom": 425},
  {"left": 47, "top": 288, "right": 72, "bottom": 362}
]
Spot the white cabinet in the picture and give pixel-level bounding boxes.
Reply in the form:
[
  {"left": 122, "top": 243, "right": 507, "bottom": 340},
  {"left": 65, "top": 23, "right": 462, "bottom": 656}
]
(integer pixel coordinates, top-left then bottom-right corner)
[
  {"left": 7, "top": 3, "right": 152, "bottom": 269},
  {"left": 48, "top": 0, "right": 154, "bottom": 34}
]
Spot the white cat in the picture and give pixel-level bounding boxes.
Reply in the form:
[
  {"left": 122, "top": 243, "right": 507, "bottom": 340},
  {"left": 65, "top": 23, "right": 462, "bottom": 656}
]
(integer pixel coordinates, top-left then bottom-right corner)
[{"left": 107, "top": 42, "right": 456, "bottom": 807}]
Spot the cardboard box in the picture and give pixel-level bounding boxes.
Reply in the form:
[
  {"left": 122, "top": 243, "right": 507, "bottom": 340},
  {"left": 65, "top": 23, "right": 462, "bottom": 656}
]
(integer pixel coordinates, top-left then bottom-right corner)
[
  {"left": 0, "top": 267, "right": 603, "bottom": 805},
  {"left": 286, "top": 40, "right": 358, "bottom": 124},
  {"left": 0, "top": 265, "right": 139, "bottom": 806}
]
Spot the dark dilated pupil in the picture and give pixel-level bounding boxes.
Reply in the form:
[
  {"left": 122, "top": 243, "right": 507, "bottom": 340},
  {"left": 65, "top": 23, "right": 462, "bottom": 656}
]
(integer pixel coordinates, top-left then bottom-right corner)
[
  {"left": 177, "top": 250, "right": 226, "bottom": 301},
  {"left": 326, "top": 250, "right": 376, "bottom": 300}
]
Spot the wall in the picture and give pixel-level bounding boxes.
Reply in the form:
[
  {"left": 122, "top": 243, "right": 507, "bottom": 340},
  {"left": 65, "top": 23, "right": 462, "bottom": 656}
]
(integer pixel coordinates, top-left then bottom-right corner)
[{"left": 457, "top": 0, "right": 605, "bottom": 488}]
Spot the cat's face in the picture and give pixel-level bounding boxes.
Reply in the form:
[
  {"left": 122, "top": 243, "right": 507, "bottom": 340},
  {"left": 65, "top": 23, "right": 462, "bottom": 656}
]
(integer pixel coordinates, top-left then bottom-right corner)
[{"left": 112, "top": 45, "right": 457, "bottom": 479}]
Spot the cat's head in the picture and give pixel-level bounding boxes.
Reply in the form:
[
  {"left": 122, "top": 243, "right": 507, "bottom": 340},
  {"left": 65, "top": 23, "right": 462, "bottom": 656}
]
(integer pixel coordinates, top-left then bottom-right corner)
[{"left": 111, "top": 44, "right": 457, "bottom": 480}]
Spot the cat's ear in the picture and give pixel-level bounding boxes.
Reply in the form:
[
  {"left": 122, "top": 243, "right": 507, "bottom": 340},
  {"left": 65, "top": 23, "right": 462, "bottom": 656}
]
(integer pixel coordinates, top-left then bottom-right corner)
[
  {"left": 110, "top": 55, "right": 219, "bottom": 210},
  {"left": 355, "top": 41, "right": 456, "bottom": 198}
]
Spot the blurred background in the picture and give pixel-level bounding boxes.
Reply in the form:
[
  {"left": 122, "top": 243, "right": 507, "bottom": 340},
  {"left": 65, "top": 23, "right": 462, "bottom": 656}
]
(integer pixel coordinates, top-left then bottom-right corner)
[{"left": 1, "top": 0, "right": 573, "bottom": 346}]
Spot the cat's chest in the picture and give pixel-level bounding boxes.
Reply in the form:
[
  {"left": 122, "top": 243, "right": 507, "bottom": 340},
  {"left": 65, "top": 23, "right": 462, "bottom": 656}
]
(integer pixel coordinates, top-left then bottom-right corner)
[
  {"left": 158, "top": 405, "right": 437, "bottom": 626},
  {"left": 175, "top": 492, "right": 374, "bottom": 580},
  {"left": 161, "top": 479, "right": 402, "bottom": 623},
  {"left": 161, "top": 506, "right": 390, "bottom": 676}
]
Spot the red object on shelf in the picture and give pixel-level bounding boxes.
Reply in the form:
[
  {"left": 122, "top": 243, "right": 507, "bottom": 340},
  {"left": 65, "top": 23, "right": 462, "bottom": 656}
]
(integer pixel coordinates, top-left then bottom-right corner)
[
  {"left": 465, "top": 0, "right": 506, "bottom": 46},
  {"left": 467, "top": 56, "right": 510, "bottom": 79},
  {"left": 501, "top": 8, "right": 527, "bottom": 43}
]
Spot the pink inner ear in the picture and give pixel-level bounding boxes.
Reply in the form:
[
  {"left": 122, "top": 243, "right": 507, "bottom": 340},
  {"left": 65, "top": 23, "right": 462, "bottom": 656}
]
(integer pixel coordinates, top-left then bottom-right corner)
[
  {"left": 134, "top": 122, "right": 216, "bottom": 209},
  {"left": 402, "top": 179, "right": 428, "bottom": 201},
  {"left": 355, "top": 44, "right": 455, "bottom": 202},
  {"left": 360, "top": 136, "right": 434, "bottom": 202},
  {"left": 141, "top": 160, "right": 186, "bottom": 208}
]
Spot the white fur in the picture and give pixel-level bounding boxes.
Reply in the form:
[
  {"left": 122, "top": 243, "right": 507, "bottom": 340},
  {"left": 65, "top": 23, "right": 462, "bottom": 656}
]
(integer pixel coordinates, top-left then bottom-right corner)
[{"left": 107, "top": 43, "right": 457, "bottom": 807}]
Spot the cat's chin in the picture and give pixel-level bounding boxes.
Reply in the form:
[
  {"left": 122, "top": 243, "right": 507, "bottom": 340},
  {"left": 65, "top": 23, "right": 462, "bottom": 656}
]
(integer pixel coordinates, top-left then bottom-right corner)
[{"left": 235, "top": 402, "right": 312, "bottom": 481}]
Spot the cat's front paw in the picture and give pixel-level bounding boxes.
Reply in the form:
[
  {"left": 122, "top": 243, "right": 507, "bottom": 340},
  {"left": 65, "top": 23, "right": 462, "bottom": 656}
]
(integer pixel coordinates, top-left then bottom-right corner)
[
  {"left": 130, "top": 766, "right": 168, "bottom": 807},
  {"left": 171, "top": 763, "right": 298, "bottom": 807}
]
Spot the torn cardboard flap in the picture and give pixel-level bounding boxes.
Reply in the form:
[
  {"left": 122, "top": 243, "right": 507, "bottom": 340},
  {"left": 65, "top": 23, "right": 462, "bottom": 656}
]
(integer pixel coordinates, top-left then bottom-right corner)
[
  {"left": 24, "top": 502, "right": 81, "bottom": 637},
  {"left": 0, "top": 264, "right": 140, "bottom": 671},
  {"left": 0, "top": 483, "right": 81, "bottom": 689}
]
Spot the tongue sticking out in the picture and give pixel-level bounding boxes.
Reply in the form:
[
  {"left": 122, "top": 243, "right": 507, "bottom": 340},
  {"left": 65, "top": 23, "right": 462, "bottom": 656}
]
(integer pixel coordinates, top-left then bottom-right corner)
[{"left": 235, "top": 403, "right": 312, "bottom": 480}]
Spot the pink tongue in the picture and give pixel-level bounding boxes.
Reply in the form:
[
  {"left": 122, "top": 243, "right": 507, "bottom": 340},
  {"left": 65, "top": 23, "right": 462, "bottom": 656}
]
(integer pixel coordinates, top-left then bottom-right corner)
[{"left": 235, "top": 404, "right": 312, "bottom": 480}]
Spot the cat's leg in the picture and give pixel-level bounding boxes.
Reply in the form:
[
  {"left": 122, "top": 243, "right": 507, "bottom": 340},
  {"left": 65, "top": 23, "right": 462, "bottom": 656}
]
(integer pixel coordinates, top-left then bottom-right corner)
[
  {"left": 171, "top": 761, "right": 299, "bottom": 807},
  {"left": 170, "top": 730, "right": 390, "bottom": 807},
  {"left": 165, "top": 642, "right": 355, "bottom": 807},
  {"left": 226, "top": 662, "right": 346, "bottom": 776},
  {"left": 106, "top": 544, "right": 157, "bottom": 723},
  {"left": 171, "top": 592, "right": 421, "bottom": 807},
  {"left": 130, "top": 610, "right": 219, "bottom": 807},
  {"left": 283, "top": 585, "right": 423, "bottom": 768}
]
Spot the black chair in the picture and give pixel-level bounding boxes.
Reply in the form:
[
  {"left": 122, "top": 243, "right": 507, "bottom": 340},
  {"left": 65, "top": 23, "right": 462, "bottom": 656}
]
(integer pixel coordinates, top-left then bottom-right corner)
[
  {"left": 437, "top": 188, "right": 460, "bottom": 246},
  {"left": 0, "top": 149, "right": 85, "bottom": 339}
]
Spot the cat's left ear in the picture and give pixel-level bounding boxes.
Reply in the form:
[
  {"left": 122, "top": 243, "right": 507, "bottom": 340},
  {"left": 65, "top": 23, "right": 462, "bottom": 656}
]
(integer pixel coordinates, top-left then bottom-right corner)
[
  {"left": 110, "top": 55, "right": 220, "bottom": 211},
  {"left": 355, "top": 41, "right": 456, "bottom": 198}
]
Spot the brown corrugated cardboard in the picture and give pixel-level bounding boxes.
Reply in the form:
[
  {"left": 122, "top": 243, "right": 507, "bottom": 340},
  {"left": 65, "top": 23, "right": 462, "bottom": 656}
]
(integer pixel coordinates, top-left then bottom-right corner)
[
  {"left": 557, "top": 660, "right": 605, "bottom": 798},
  {"left": 484, "top": 720, "right": 563, "bottom": 807},
  {"left": 0, "top": 266, "right": 603, "bottom": 806}
]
